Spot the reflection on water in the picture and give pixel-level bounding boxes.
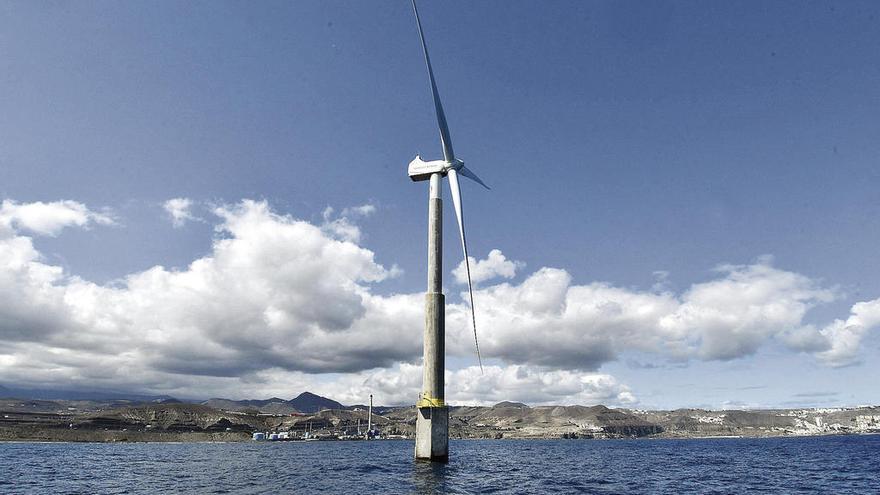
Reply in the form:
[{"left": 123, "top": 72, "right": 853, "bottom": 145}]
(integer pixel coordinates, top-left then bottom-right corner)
[{"left": 412, "top": 458, "right": 452, "bottom": 494}]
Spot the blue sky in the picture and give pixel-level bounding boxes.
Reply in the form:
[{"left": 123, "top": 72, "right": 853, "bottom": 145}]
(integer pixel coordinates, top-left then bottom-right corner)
[{"left": 1, "top": 1, "right": 879, "bottom": 408}]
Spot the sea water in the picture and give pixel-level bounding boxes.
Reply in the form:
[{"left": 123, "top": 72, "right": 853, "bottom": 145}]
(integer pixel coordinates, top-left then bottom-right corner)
[{"left": 1, "top": 435, "right": 878, "bottom": 494}]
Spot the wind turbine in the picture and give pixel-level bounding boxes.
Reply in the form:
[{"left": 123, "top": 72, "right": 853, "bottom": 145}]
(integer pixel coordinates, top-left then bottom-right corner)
[{"left": 409, "top": 0, "right": 489, "bottom": 462}]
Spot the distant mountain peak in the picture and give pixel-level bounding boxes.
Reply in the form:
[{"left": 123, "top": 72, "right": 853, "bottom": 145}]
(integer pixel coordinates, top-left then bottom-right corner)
[
  {"left": 289, "top": 391, "right": 344, "bottom": 413},
  {"left": 494, "top": 401, "right": 529, "bottom": 408},
  {"left": 293, "top": 391, "right": 321, "bottom": 399}
]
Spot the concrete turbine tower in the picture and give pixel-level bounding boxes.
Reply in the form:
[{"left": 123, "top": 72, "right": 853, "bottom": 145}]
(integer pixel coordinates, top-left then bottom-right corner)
[{"left": 408, "top": 0, "right": 489, "bottom": 462}]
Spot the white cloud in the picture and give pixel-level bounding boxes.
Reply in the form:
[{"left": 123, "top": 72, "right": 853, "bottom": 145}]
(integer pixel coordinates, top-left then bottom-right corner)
[
  {"left": 266, "top": 363, "right": 636, "bottom": 407},
  {"left": 320, "top": 204, "right": 376, "bottom": 243},
  {"left": 341, "top": 204, "right": 376, "bottom": 218},
  {"left": 0, "top": 200, "right": 413, "bottom": 386},
  {"left": 0, "top": 198, "right": 877, "bottom": 404},
  {"left": 816, "top": 297, "right": 880, "bottom": 367},
  {"left": 452, "top": 249, "right": 525, "bottom": 285},
  {"left": 445, "top": 365, "right": 636, "bottom": 406},
  {"left": 0, "top": 199, "right": 114, "bottom": 236},
  {"left": 663, "top": 262, "right": 837, "bottom": 361},
  {"left": 443, "top": 259, "right": 844, "bottom": 369},
  {"left": 163, "top": 198, "right": 198, "bottom": 228},
  {"left": 0, "top": 236, "right": 71, "bottom": 342}
]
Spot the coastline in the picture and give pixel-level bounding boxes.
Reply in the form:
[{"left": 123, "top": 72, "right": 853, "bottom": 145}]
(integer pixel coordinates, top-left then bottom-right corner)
[
  {"left": 2, "top": 429, "right": 877, "bottom": 444},
  {"left": 3, "top": 399, "right": 877, "bottom": 444}
]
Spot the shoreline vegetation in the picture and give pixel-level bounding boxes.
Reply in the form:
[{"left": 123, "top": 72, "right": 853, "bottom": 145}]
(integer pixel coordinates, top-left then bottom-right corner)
[{"left": 2, "top": 395, "right": 878, "bottom": 443}]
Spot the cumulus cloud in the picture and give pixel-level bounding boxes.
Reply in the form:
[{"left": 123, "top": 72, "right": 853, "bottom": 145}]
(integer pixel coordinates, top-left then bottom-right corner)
[
  {"left": 0, "top": 236, "right": 71, "bottom": 342},
  {"left": 816, "top": 297, "right": 880, "bottom": 367},
  {"left": 0, "top": 200, "right": 414, "bottom": 390},
  {"left": 0, "top": 197, "right": 877, "bottom": 403},
  {"left": 163, "top": 198, "right": 198, "bottom": 228},
  {"left": 444, "top": 260, "right": 844, "bottom": 370},
  {"left": 452, "top": 249, "right": 525, "bottom": 285},
  {"left": 0, "top": 199, "right": 114, "bottom": 236},
  {"left": 279, "top": 363, "right": 636, "bottom": 407},
  {"left": 320, "top": 204, "right": 376, "bottom": 243},
  {"left": 446, "top": 365, "right": 636, "bottom": 406}
]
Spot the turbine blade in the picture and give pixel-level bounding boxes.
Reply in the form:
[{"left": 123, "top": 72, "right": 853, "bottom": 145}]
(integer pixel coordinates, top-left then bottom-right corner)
[
  {"left": 447, "top": 169, "right": 483, "bottom": 372},
  {"left": 458, "top": 165, "right": 490, "bottom": 190},
  {"left": 412, "top": 0, "right": 455, "bottom": 163}
]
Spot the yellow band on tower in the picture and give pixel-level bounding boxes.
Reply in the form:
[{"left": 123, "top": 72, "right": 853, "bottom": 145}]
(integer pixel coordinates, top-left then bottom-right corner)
[{"left": 417, "top": 396, "right": 445, "bottom": 408}]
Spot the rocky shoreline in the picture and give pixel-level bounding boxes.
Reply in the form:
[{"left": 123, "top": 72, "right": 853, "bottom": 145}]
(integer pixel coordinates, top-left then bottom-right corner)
[{"left": 2, "top": 398, "right": 878, "bottom": 443}]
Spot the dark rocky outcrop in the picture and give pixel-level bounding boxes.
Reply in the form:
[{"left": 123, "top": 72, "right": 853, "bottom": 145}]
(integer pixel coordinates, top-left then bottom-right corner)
[{"left": 288, "top": 392, "right": 344, "bottom": 413}]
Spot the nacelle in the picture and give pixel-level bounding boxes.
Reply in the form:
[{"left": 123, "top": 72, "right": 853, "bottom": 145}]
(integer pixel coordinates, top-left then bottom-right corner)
[{"left": 408, "top": 155, "right": 464, "bottom": 182}]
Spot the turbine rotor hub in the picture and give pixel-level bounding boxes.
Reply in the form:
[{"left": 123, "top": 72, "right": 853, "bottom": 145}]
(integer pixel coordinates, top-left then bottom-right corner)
[{"left": 443, "top": 158, "right": 465, "bottom": 173}]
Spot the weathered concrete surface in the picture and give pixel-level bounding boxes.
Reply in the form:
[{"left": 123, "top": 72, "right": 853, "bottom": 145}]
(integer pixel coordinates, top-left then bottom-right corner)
[
  {"left": 422, "top": 188, "right": 444, "bottom": 405},
  {"left": 421, "top": 293, "right": 444, "bottom": 403},
  {"left": 415, "top": 406, "right": 448, "bottom": 461},
  {"left": 427, "top": 193, "right": 442, "bottom": 293},
  {"left": 416, "top": 173, "right": 448, "bottom": 461}
]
